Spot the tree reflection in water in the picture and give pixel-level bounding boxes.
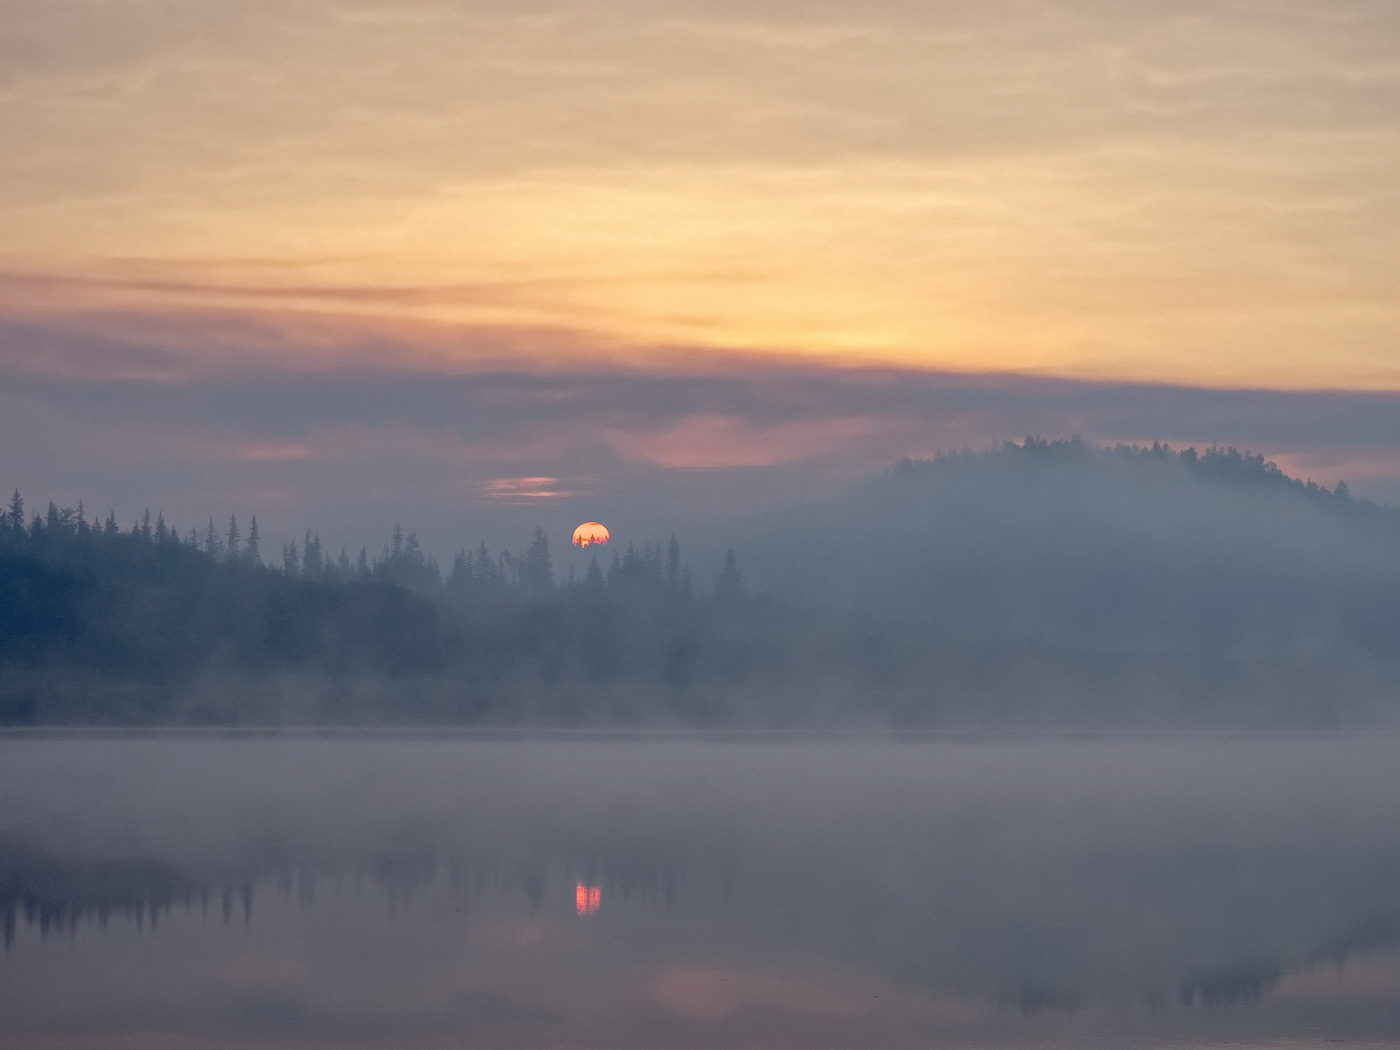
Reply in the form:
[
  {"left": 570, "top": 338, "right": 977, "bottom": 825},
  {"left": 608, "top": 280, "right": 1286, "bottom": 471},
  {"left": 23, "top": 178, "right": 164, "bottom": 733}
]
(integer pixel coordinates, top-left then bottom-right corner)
[{"left": 4, "top": 734, "right": 1400, "bottom": 1048}]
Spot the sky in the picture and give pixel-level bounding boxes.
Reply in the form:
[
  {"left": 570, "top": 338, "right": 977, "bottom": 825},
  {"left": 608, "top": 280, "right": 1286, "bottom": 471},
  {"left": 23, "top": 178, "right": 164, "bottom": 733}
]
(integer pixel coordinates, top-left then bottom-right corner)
[{"left": 2, "top": 0, "right": 1398, "bottom": 557}]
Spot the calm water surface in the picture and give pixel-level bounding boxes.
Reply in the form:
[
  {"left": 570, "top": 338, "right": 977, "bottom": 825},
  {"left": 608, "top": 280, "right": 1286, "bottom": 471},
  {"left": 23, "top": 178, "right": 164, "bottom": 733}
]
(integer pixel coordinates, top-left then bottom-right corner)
[{"left": 3, "top": 732, "right": 1400, "bottom": 1049}]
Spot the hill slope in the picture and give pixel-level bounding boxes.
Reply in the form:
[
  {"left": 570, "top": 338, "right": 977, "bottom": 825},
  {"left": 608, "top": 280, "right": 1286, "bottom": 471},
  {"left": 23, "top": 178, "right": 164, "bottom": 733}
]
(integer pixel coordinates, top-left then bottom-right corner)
[
  {"left": 728, "top": 439, "right": 1400, "bottom": 724},
  {"left": 3, "top": 439, "right": 1399, "bottom": 726}
]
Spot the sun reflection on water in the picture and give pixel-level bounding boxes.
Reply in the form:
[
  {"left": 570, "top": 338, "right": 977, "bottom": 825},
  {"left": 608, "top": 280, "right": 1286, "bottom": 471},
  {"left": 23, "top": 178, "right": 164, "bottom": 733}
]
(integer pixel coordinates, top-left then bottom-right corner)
[{"left": 575, "top": 883, "right": 601, "bottom": 916}]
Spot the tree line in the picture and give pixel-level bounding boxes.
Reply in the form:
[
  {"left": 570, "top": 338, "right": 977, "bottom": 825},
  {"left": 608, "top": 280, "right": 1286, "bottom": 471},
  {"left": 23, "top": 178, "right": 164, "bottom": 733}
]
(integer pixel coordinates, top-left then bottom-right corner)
[
  {"left": 0, "top": 489, "right": 755, "bottom": 725},
  {"left": 895, "top": 436, "right": 1382, "bottom": 520},
  {"left": 4, "top": 436, "right": 1400, "bottom": 727}
]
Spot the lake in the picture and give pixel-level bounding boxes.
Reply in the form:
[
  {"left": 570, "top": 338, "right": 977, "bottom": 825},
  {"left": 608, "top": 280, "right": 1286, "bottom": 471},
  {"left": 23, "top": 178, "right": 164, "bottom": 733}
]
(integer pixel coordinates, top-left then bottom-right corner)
[{"left": 3, "top": 732, "right": 1400, "bottom": 1048}]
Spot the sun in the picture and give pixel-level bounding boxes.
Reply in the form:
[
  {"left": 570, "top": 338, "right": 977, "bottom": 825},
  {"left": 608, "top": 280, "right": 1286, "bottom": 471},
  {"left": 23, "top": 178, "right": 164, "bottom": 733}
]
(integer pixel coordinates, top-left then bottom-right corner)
[{"left": 572, "top": 521, "right": 610, "bottom": 548}]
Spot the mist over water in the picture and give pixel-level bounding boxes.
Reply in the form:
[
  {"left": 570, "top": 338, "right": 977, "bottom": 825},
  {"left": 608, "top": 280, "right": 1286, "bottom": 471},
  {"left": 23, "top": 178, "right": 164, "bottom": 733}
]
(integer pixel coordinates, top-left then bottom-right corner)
[{"left": 4, "top": 732, "right": 1400, "bottom": 1048}]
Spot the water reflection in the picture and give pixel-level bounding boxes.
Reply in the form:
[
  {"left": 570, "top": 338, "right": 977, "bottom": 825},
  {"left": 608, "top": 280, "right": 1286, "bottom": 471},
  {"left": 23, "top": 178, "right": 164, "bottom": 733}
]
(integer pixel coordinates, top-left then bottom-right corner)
[
  {"left": 3, "top": 733, "right": 1400, "bottom": 1048},
  {"left": 574, "top": 882, "right": 602, "bottom": 916}
]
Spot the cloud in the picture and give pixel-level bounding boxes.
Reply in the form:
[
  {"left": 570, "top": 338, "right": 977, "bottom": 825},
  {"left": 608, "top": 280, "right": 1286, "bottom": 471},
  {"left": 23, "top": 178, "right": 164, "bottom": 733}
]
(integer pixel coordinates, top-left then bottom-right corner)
[
  {"left": 2, "top": 2, "right": 1399, "bottom": 388},
  {"left": 485, "top": 476, "right": 581, "bottom": 502},
  {"left": 4, "top": 328, "right": 1400, "bottom": 563},
  {"left": 4, "top": 0, "right": 1400, "bottom": 549},
  {"left": 240, "top": 442, "right": 314, "bottom": 463}
]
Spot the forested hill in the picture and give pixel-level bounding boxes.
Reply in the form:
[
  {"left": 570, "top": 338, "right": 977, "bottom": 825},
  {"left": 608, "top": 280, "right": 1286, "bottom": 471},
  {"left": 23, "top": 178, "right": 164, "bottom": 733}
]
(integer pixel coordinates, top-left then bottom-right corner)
[
  {"left": 3, "top": 438, "right": 1400, "bottom": 727},
  {"left": 895, "top": 438, "right": 1391, "bottom": 529},
  {"left": 736, "top": 439, "right": 1400, "bottom": 724},
  {"left": 0, "top": 495, "right": 748, "bottom": 725}
]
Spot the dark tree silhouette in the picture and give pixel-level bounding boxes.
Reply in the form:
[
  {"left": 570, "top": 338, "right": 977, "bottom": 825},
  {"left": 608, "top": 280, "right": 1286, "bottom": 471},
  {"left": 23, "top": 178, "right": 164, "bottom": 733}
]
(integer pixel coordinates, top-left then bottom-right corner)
[{"left": 3, "top": 438, "right": 1400, "bottom": 726}]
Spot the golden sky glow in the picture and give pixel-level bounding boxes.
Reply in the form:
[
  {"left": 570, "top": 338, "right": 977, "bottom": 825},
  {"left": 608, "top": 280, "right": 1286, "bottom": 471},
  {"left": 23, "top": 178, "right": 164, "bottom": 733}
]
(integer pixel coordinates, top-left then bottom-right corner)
[{"left": 3, "top": 0, "right": 1400, "bottom": 388}]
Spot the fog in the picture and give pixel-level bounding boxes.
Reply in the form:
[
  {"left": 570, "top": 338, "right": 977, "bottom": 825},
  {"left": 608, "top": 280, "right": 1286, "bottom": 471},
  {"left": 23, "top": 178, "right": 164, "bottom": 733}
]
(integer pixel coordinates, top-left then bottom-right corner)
[
  {"left": 712, "top": 441, "right": 1400, "bottom": 724},
  {"left": 4, "top": 439, "right": 1400, "bottom": 726},
  {"left": 4, "top": 734, "right": 1400, "bottom": 1048}
]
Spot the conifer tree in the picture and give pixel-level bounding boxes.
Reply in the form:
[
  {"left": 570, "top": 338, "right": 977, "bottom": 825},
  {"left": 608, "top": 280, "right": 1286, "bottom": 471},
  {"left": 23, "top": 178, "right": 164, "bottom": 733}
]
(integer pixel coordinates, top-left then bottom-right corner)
[
  {"left": 666, "top": 534, "right": 681, "bottom": 592},
  {"left": 246, "top": 517, "right": 261, "bottom": 565},
  {"left": 303, "top": 531, "right": 323, "bottom": 577},
  {"left": 582, "top": 555, "right": 605, "bottom": 597},
  {"left": 524, "top": 526, "right": 553, "bottom": 596},
  {"left": 713, "top": 549, "right": 745, "bottom": 605},
  {"left": 226, "top": 516, "right": 241, "bottom": 560},
  {"left": 449, "top": 549, "right": 470, "bottom": 589}
]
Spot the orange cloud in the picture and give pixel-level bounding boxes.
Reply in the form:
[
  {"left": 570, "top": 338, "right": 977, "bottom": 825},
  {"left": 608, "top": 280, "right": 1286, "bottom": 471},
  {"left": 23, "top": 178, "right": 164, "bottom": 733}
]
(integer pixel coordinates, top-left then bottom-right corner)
[
  {"left": 5, "top": 0, "right": 1400, "bottom": 394},
  {"left": 484, "top": 476, "right": 580, "bottom": 502}
]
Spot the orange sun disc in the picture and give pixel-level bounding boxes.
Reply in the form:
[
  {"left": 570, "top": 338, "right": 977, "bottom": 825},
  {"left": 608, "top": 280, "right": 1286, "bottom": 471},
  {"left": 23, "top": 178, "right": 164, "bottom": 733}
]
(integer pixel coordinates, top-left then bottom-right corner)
[{"left": 572, "top": 522, "right": 610, "bottom": 548}]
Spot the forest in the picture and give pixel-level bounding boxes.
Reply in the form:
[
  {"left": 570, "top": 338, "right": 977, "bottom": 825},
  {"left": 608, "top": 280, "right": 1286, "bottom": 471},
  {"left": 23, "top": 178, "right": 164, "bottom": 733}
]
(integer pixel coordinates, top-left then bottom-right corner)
[
  {"left": 0, "top": 488, "right": 752, "bottom": 725},
  {"left": 3, "top": 438, "right": 1400, "bottom": 726}
]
